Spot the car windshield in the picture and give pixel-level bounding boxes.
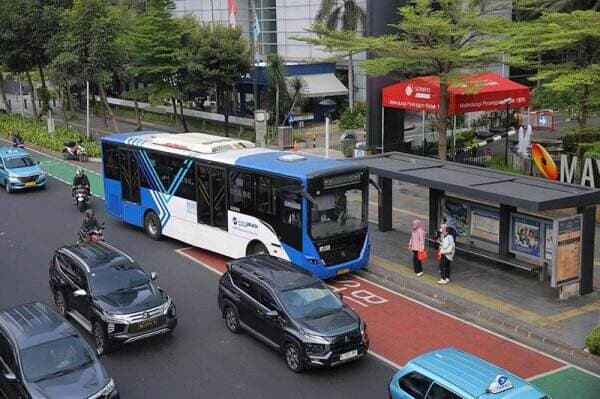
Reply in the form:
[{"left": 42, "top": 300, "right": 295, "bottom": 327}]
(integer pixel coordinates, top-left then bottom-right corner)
[
  {"left": 4, "top": 156, "right": 35, "bottom": 169},
  {"left": 20, "top": 336, "right": 94, "bottom": 382},
  {"left": 279, "top": 282, "right": 342, "bottom": 319},
  {"left": 310, "top": 187, "right": 365, "bottom": 239},
  {"left": 89, "top": 263, "right": 149, "bottom": 296}
]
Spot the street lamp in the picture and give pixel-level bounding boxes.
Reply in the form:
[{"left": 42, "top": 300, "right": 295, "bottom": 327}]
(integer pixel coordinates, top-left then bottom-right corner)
[{"left": 501, "top": 97, "right": 514, "bottom": 166}]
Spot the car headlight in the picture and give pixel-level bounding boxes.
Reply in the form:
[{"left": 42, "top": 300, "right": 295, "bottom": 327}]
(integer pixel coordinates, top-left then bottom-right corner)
[
  {"left": 100, "top": 310, "right": 129, "bottom": 324},
  {"left": 302, "top": 330, "right": 330, "bottom": 345},
  {"left": 8, "top": 176, "right": 20, "bottom": 183},
  {"left": 305, "top": 343, "right": 327, "bottom": 355},
  {"left": 161, "top": 298, "right": 172, "bottom": 315},
  {"left": 37, "top": 173, "right": 46, "bottom": 180},
  {"left": 360, "top": 320, "right": 366, "bottom": 336},
  {"left": 101, "top": 378, "right": 115, "bottom": 395}
]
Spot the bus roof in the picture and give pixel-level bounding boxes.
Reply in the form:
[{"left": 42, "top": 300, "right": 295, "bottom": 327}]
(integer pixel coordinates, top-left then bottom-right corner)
[{"left": 102, "top": 131, "right": 359, "bottom": 180}]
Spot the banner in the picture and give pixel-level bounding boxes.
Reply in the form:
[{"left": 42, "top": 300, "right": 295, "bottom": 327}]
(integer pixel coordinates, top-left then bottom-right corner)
[
  {"left": 552, "top": 216, "right": 582, "bottom": 287},
  {"left": 511, "top": 215, "right": 541, "bottom": 258},
  {"left": 441, "top": 198, "right": 468, "bottom": 243},
  {"left": 470, "top": 207, "right": 500, "bottom": 243}
]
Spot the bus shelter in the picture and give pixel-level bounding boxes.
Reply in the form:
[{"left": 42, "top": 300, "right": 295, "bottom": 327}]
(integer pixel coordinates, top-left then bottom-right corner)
[{"left": 352, "top": 152, "right": 600, "bottom": 297}]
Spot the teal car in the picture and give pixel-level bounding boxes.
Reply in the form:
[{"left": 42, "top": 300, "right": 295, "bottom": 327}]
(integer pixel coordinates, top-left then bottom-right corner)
[
  {"left": 0, "top": 147, "right": 46, "bottom": 192},
  {"left": 389, "top": 348, "right": 550, "bottom": 399}
]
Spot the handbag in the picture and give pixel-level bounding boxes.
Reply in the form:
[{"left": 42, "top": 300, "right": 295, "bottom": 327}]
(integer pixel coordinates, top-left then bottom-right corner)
[
  {"left": 435, "top": 250, "right": 442, "bottom": 262},
  {"left": 417, "top": 250, "right": 428, "bottom": 261}
]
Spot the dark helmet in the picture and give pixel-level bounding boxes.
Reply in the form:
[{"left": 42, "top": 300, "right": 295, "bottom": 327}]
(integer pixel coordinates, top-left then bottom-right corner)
[{"left": 85, "top": 209, "right": 95, "bottom": 218}]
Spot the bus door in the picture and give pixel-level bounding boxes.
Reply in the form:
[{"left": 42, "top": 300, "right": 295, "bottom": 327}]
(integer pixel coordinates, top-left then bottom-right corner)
[
  {"left": 197, "top": 164, "right": 228, "bottom": 230},
  {"left": 119, "top": 149, "right": 142, "bottom": 227}
]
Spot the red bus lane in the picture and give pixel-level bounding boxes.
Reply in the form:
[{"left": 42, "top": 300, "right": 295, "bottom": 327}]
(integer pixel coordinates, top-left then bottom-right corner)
[{"left": 178, "top": 247, "right": 564, "bottom": 378}]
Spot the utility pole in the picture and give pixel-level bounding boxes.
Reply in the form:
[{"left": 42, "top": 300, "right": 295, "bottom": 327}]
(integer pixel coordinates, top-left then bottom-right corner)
[{"left": 86, "top": 81, "right": 90, "bottom": 139}]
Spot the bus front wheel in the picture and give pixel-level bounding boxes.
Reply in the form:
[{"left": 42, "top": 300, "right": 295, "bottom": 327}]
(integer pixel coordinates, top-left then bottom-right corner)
[
  {"left": 247, "top": 242, "right": 268, "bottom": 256},
  {"left": 144, "top": 211, "right": 162, "bottom": 240}
]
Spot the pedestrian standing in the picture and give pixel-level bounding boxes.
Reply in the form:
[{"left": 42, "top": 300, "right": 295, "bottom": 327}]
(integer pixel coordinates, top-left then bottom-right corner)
[
  {"left": 437, "top": 224, "right": 455, "bottom": 285},
  {"left": 409, "top": 219, "right": 425, "bottom": 277}
]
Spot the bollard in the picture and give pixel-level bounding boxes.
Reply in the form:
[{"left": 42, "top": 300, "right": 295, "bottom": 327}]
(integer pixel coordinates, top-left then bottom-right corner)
[
  {"left": 23, "top": 98, "right": 27, "bottom": 109},
  {"left": 312, "top": 132, "right": 316, "bottom": 148}
]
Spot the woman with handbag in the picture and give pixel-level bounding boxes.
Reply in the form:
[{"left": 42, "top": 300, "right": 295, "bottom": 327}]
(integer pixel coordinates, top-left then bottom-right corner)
[
  {"left": 409, "top": 219, "right": 426, "bottom": 277},
  {"left": 437, "top": 224, "right": 455, "bottom": 285}
]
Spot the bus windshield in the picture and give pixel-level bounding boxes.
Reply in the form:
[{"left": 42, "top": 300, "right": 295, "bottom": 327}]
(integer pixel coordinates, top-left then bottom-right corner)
[{"left": 310, "top": 187, "right": 366, "bottom": 239}]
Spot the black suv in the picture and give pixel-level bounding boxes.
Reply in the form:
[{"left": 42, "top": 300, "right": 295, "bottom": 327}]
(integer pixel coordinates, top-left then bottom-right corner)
[
  {"left": 49, "top": 241, "right": 177, "bottom": 355},
  {"left": 218, "top": 255, "right": 369, "bottom": 372},
  {"left": 0, "top": 302, "right": 119, "bottom": 399}
]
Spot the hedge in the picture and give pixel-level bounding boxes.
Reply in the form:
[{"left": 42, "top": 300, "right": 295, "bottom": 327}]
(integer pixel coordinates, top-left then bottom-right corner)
[
  {"left": 0, "top": 113, "right": 100, "bottom": 158},
  {"left": 585, "top": 325, "right": 600, "bottom": 355},
  {"left": 562, "top": 127, "right": 600, "bottom": 154}
]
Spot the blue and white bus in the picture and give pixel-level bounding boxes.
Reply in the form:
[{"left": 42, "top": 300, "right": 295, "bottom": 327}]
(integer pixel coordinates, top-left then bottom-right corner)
[{"left": 101, "top": 132, "right": 370, "bottom": 279}]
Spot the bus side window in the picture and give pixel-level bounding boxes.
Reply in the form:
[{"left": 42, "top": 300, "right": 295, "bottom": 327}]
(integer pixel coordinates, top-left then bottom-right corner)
[
  {"left": 282, "top": 199, "right": 301, "bottom": 227},
  {"left": 229, "top": 171, "right": 253, "bottom": 213},
  {"left": 256, "top": 176, "right": 279, "bottom": 216},
  {"left": 102, "top": 143, "right": 120, "bottom": 180}
]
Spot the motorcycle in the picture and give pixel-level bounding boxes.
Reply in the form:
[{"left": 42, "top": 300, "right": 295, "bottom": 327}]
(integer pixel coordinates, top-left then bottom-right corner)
[
  {"left": 78, "top": 222, "right": 105, "bottom": 244},
  {"left": 73, "top": 185, "right": 90, "bottom": 212},
  {"left": 63, "top": 140, "right": 88, "bottom": 162}
]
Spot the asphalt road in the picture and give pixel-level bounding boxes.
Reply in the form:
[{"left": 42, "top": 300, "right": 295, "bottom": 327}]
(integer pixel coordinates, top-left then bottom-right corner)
[{"left": 0, "top": 178, "right": 395, "bottom": 398}]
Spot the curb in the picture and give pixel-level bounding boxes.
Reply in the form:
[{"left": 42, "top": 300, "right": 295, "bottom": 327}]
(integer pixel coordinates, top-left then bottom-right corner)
[{"left": 358, "top": 267, "right": 600, "bottom": 374}]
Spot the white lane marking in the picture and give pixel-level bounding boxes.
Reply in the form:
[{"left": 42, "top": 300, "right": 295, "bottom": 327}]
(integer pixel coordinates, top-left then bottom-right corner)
[
  {"left": 174, "top": 246, "right": 400, "bottom": 371},
  {"left": 525, "top": 365, "right": 571, "bottom": 381},
  {"left": 353, "top": 275, "right": 600, "bottom": 379}
]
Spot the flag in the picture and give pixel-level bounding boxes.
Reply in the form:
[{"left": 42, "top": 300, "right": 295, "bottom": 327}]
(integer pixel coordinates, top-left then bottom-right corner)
[
  {"left": 251, "top": 0, "right": 261, "bottom": 61},
  {"left": 228, "top": 0, "right": 238, "bottom": 27}
]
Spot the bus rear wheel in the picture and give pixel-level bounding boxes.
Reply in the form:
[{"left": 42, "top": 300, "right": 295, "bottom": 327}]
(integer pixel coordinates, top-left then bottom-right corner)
[
  {"left": 144, "top": 211, "right": 162, "bottom": 240},
  {"left": 247, "top": 242, "right": 268, "bottom": 256}
]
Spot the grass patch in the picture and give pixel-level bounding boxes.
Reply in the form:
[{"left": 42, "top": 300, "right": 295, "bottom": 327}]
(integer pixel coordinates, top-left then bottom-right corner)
[
  {"left": 0, "top": 113, "right": 100, "bottom": 157},
  {"left": 486, "top": 155, "right": 523, "bottom": 174}
]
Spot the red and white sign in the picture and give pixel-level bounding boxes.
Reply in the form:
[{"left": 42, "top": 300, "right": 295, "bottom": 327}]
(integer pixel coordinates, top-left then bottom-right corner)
[{"left": 382, "top": 72, "right": 530, "bottom": 115}]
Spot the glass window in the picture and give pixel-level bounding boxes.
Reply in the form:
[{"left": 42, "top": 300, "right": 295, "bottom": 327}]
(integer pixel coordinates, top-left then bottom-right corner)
[
  {"left": 175, "top": 166, "right": 196, "bottom": 201},
  {"left": 398, "top": 372, "right": 433, "bottom": 399},
  {"left": 278, "top": 282, "right": 342, "bottom": 319},
  {"left": 239, "top": 277, "right": 259, "bottom": 301},
  {"left": 4, "top": 156, "right": 35, "bottom": 169},
  {"left": 282, "top": 197, "right": 302, "bottom": 227},
  {"left": 20, "top": 336, "right": 94, "bottom": 383},
  {"left": 229, "top": 171, "right": 253, "bottom": 213},
  {"left": 426, "top": 383, "right": 463, "bottom": 399},
  {"left": 147, "top": 152, "right": 184, "bottom": 191},
  {"left": 256, "top": 176, "right": 279, "bottom": 216},
  {"left": 310, "top": 187, "right": 365, "bottom": 239},
  {"left": 0, "top": 333, "right": 16, "bottom": 372},
  {"left": 89, "top": 263, "right": 149, "bottom": 296},
  {"left": 102, "top": 143, "right": 120, "bottom": 180},
  {"left": 260, "top": 8, "right": 277, "bottom": 20},
  {"left": 257, "top": 287, "right": 277, "bottom": 310}
]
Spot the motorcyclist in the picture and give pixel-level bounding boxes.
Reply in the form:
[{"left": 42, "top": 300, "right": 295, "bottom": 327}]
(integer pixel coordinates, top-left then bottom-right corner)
[
  {"left": 80, "top": 209, "right": 101, "bottom": 240},
  {"left": 12, "top": 132, "right": 24, "bottom": 147},
  {"left": 72, "top": 169, "right": 90, "bottom": 200}
]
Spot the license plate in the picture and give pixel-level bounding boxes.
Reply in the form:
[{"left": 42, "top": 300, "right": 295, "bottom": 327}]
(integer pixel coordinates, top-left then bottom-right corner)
[
  {"left": 336, "top": 268, "right": 350, "bottom": 276},
  {"left": 25, "top": 182, "right": 36, "bottom": 187},
  {"left": 136, "top": 319, "right": 158, "bottom": 330},
  {"left": 340, "top": 349, "right": 358, "bottom": 361}
]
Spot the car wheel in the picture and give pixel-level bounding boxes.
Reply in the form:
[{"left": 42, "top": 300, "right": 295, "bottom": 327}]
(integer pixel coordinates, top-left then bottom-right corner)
[
  {"left": 54, "top": 291, "right": 68, "bottom": 318},
  {"left": 224, "top": 305, "right": 241, "bottom": 334},
  {"left": 144, "top": 211, "right": 162, "bottom": 240},
  {"left": 79, "top": 153, "right": 88, "bottom": 162},
  {"left": 248, "top": 242, "right": 268, "bottom": 256},
  {"left": 284, "top": 342, "right": 305, "bottom": 373},
  {"left": 5, "top": 183, "right": 11, "bottom": 193},
  {"left": 93, "top": 321, "right": 113, "bottom": 356}
]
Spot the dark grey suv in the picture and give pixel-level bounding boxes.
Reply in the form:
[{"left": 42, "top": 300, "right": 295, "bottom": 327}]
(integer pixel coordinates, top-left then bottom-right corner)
[
  {"left": 0, "top": 302, "right": 119, "bottom": 399},
  {"left": 49, "top": 241, "right": 177, "bottom": 355},
  {"left": 218, "top": 255, "right": 369, "bottom": 372}
]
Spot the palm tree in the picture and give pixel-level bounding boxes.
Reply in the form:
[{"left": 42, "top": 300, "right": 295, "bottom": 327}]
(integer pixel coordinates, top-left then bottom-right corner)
[
  {"left": 316, "top": 0, "right": 366, "bottom": 111},
  {"left": 266, "top": 54, "right": 286, "bottom": 127}
]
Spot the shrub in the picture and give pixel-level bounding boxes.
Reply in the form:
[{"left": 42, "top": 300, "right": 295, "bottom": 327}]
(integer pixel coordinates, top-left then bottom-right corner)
[
  {"left": 0, "top": 114, "right": 100, "bottom": 157},
  {"left": 339, "top": 103, "right": 366, "bottom": 130},
  {"left": 562, "top": 127, "right": 600, "bottom": 153},
  {"left": 486, "top": 155, "right": 523, "bottom": 174},
  {"left": 585, "top": 325, "right": 600, "bottom": 355}
]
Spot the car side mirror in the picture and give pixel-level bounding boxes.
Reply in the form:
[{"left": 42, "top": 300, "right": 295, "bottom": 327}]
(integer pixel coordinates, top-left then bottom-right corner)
[
  {"left": 3, "top": 370, "right": 17, "bottom": 382},
  {"left": 150, "top": 272, "right": 158, "bottom": 281},
  {"left": 73, "top": 289, "right": 87, "bottom": 297},
  {"left": 264, "top": 309, "right": 279, "bottom": 319}
]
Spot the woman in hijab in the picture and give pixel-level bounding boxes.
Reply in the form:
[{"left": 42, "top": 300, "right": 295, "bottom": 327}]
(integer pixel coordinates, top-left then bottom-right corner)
[{"left": 409, "top": 219, "right": 425, "bottom": 277}]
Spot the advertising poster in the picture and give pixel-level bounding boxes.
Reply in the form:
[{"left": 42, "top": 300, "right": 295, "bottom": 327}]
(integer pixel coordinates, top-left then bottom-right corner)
[
  {"left": 470, "top": 207, "right": 500, "bottom": 243},
  {"left": 511, "top": 216, "right": 541, "bottom": 258},
  {"left": 544, "top": 224, "right": 554, "bottom": 261},
  {"left": 552, "top": 216, "right": 582, "bottom": 287},
  {"left": 441, "top": 199, "right": 468, "bottom": 240}
]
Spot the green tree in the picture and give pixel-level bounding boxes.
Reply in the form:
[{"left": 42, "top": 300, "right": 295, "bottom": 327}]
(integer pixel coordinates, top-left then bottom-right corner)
[
  {"left": 128, "top": 0, "right": 185, "bottom": 130},
  {"left": 287, "top": 77, "right": 306, "bottom": 117},
  {"left": 182, "top": 22, "right": 251, "bottom": 136},
  {"left": 498, "top": 10, "right": 600, "bottom": 128},
  {"left": 54, "top": 0, "right": 126, "bottom": 132},
  {"left": 0, "top": 0, "right": 62, "bottom": 119},
  {"left": 266, "top": 54, "right": 287, "bottom": 127},
  {"left": 314, "top": 0, "right": 366, "bottom": 111},
  {"left": 357, "top": 0, "right": 509, "bottom": 160}
]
